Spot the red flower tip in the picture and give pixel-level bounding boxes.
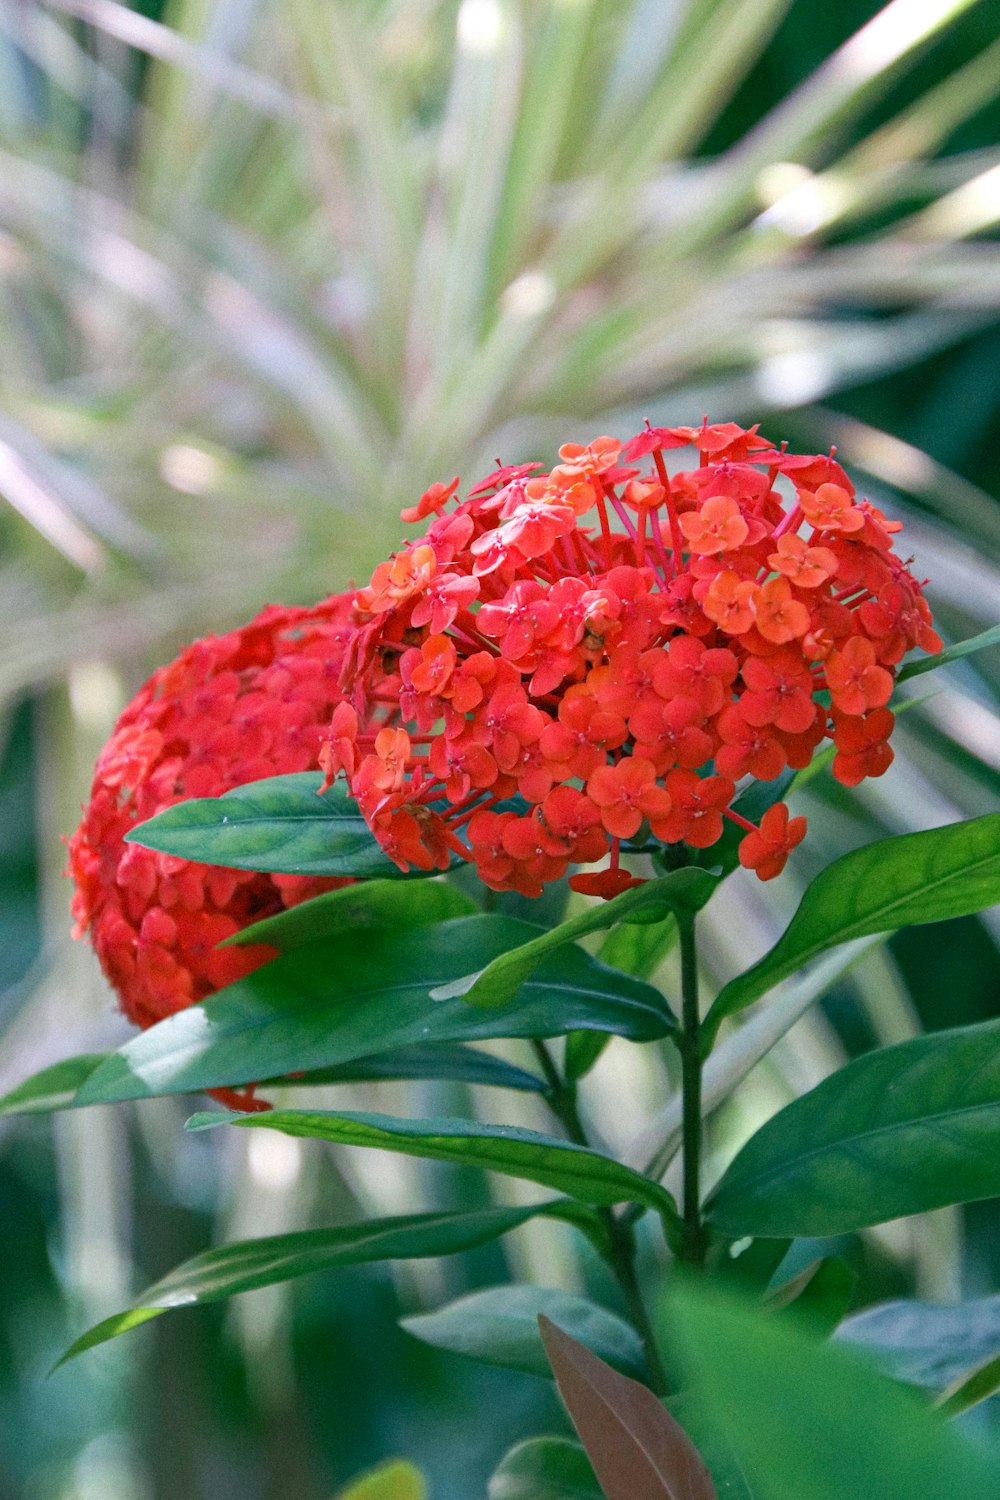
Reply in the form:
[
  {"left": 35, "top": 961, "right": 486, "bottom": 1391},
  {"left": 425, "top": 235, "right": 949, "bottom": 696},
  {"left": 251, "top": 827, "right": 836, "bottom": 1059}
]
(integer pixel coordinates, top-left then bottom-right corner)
[
  {"left": 738, "top": 803, "right": 807, "bottom": 881},
  {"left": 207, "top": 1086, "right": 274, "bottom": 1114},
  {"left": 569, "top": 868, "right": 648, "bottom": 900},
  {"left": 400, "top": 476, "right": 460, "bottom": 524}
]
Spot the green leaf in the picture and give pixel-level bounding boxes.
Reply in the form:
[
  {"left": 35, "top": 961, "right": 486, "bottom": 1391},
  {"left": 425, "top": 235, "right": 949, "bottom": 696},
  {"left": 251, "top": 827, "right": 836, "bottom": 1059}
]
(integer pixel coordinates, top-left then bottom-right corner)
[
  {"left": 334, "top": 1460, "right": 427, "bottom": 1500},
  {"left": 666, "top": 1398, "right": 764, "bottom": 1500},
  {"left": 937, "top": 1352, "right": 1000, "bottom": 1419},
  {"left": 0, "top": 1044, "right": 544, "bottom": 1117},
  {"left": 539, "top": 1316, "right": 718, "bottom": 1500},
  {"left": 564, "top": 1031, "right": 610, "bottom": 1083},
  {"left": 597, "top": 912, "right": 677, "bottom": 982},
  {"left": 401, "top": 1284, "right": 646, "bottom": 1381},
  {"left": 667, "top": 1283, "right": 1000, "bottom": 1500},
  {"left": 265, "top": 1044, "right": 545, "bottom": 1093},
  {"left": 191, "top": 1109, "right": 679, "bottom": 1218},
  {"left": 764, "top": 1257, "right": 856, "bottom": 1337},
  {"left": 226, "top": 878, "right": 476, "bottom": 950},
  {"left": 897, "top": 622, "right": 1000, "bottom": 683},
  {"left": 488, "top": 1438, "right": 603, "bottom": 1500},
  {"left": 704, "top": 813, "right": 1000, "bottom": 1043},
  {"left": 57, "top": 1202, "right": 581, "bottom": 1365},
  {"left": 431, "top": 869, "right": 716, "bottom": 1011},
  {"left": 0, "top": 1054, "right": 107, "bottom": 1116},
  {"left": 836, "top": 1294, "right": 1000, "bottom": 1391},
  {"left": 73, "top": 916, "right": 671, "bottom": 1108},
  {"left": 125, "top": 772, "right": 407, "bottom": 878},
  {"left": 707, "top": 1019, "right": 1000, "bottom": 1237}
]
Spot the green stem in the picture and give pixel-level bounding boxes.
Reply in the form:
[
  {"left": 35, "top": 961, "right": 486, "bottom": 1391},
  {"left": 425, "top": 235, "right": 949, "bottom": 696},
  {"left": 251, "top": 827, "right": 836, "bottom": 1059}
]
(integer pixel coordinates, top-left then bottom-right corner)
[
  {"left": 677, "top": 910, "right": 707, "bottom": 1267},
  {"left": 531, "top": 1039, "right": 668, "bottom": 1396}
]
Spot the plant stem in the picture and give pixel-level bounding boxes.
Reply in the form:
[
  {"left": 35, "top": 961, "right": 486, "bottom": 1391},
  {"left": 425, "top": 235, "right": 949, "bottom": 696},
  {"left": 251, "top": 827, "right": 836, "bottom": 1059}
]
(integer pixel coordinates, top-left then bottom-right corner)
[
  {"left": 677, "top": 909, "right": 707, "bottom": 1267},
  {"left": 531, "top": 1039, "right": 668, "bottom": 1395}
]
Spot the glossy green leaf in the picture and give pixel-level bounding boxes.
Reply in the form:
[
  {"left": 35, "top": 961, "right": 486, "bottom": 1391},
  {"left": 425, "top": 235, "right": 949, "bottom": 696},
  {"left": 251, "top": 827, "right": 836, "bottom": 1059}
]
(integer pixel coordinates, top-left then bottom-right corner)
[
  {"left": 836, "top": 1294, "right": 1000, "bottom": 1391},
  {"left": 265, "top": 1044, "right": 545, "bottom": 1093},
  {"left": 73, "top": 916, "right": 671, "bottom": 1107},
  {"left": 667, "top": 1284, "right": 1000, "bottom": 1500},
  {"left": 0, "top": 1054, "right": 107, "bottom": 1116},
  {"left": 708, "top": 1019, "right": 1000, "bottom": 1237},
  {"left": 937, "top": 1352, "right": 1000, "bottom": 1418},
  {"left": 57, "top": 1202, "right": 583, "bottom": 1365},
  {"left": 563, "top": 1031, "right": 610, "bottom": 1083},
  {"left": 897, "top": 622, "right": 1000, "bottom": 683},
  {"left": 432, "top": 868, "right": 716, "bottom": 1012},
  {"left": 401, "top": 1284, "right": 646, "bottom": 1381},
  {"left": 597, "top": 911, "right": 677, "bottom": 983},
  {"left": 0, "top": 1044, "right": 543, "bottom": 1115},
  {"left": 125, "top": 772, "right": 406, "bottom": 877},
  {"left": 334, "top": 1460, "right": 427, "bottom": 1500},
  {"left": 539, "top": 1316, "right": 718, "bottom": 1500},
  {"left": 704, "top": 813, "right": 1000, "bottom": 1041},
  {"left": 488, "top": 1437, "right": 603, "bottom": 1500},
  {"left": 191, "top": 1109, "right": 679, "bottom": 1218},
  {"left": 226, "top": 878, "right": 476, "bottom": 950}
]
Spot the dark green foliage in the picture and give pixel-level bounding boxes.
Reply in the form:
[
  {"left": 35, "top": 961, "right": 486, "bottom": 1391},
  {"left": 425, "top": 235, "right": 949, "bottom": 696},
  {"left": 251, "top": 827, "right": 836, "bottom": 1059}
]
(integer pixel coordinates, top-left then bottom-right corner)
[
  {"left": 709, "top": 1020, "right": 1000, "bottom": 1235},
  {"left": 70, "top": 915, "right": 671, "bottom": 1106}
]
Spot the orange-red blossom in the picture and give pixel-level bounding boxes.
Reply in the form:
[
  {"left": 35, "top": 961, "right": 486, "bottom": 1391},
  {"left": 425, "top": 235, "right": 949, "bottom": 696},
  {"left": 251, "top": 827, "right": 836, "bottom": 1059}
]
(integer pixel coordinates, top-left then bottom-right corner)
[
  {"left": 327, "top": 424, "right": 940, "bottom": 898},
  {"left": 68, "top": 596, "right": 366, "bottom": 1107}
]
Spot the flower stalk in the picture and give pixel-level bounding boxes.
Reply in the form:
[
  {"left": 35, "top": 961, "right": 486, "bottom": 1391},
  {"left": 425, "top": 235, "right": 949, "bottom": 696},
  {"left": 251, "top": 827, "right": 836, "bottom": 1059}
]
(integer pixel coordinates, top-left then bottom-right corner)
[
  {"left": 532, "top": 1039, "right": 668, "bottom": 1396},
  {"left": 677, "top": 908, "right": 708, "bottom": 1268}
]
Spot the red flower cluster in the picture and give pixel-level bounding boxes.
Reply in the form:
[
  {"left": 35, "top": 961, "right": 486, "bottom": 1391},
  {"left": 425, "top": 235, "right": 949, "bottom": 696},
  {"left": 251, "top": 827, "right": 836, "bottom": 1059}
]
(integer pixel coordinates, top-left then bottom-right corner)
[
  {"left": 68, "top": 597, "right": 360, "bottom": 1084},
  {"left": 327, "top": 423, "right": 939, "bottom": 897}
]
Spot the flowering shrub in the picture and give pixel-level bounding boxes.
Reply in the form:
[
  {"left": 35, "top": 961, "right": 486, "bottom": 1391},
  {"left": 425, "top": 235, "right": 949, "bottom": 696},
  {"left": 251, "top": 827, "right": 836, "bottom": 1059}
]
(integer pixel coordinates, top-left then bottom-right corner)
[
  {"left": 326, "top": 422, "right": 941, "bottom": 898},
  {"left": 67, "top": 595, "right": 359, "bottom": 1041},
  {"left": 24, "top": 417, "right": 1000, "bottom": 1500}
]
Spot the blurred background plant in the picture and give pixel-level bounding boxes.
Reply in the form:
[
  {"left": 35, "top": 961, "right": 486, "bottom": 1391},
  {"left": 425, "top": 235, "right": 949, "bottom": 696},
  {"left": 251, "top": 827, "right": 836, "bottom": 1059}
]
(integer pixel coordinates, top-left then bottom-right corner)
[{"left": 0, "top": 1, "right": 997, "bottom": 1496}]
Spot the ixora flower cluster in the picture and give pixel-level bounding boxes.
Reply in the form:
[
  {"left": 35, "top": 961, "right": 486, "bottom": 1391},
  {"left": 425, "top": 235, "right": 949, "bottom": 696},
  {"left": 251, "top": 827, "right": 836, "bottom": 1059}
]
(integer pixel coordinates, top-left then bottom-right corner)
[
  {"left": 326, "top": 422, "right": 940, "bottom": 899},
  {"left": 68, "top": 597, "right": 359, "bottom": 1057}
]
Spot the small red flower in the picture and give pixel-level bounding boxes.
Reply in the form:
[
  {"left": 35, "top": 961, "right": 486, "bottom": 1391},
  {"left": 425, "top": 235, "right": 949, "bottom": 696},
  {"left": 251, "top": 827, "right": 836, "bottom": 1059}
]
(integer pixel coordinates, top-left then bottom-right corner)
[
  {"left": 738, "top": 803, "right": 807, "bottom": 881},
  {"left": 586, "top": 757, "right": 671, "bottom": 840},
  {"left": 679, "top": 495, "right": 749, "bottom": 556},
  {"left": 358, "top": 545, "right": 437, "bottom": 613},
  {"left": 537, "top": 786, "right": 607, "bottom": 863},
  {"left": 651, "top": 771, "right": 734, "bottom": 848},
  {"left": 715, "top": 705, "right": 787, "bottom": 782},
  {"left": 825, "top": 636, "right": 894, "bottom": 716},
  {"left": 739, "top": 651, "right": 817, "bottom": 735},
  {"left": 701, "top": 571, "right": 759, "bottom": 634},
  {"left": 558, "top": 436, "right": 623, "bottom": 476},
  {"left": 832, "top": 707, "right": 895, "bottom": 786},
  {"left": 400, "top": 476, "right": 460, "bottom": 524},
  {"left": 768, "top": 533, "right": 837, "bottom": 588},
  {"left": 799, "top": 483, "right": 864, "bottom": 534},
  {"left": 755, "top": 577, "right": 810, "bottom": 645}
]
